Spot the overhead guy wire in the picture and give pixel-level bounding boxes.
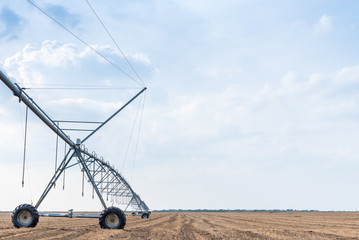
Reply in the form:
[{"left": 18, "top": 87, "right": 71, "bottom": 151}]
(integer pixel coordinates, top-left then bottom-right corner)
[
  {"left": 130, "top": 91, "right": 146, "bottom": 184},
  {"left": 26, "top": 0, "right": 144, "bottom": 87},
  {"left": 18, "top": 83, "right": 143, "bottom": 90},
  {"left": 86, "top": 0, "right": 145, "bottom": 87},
  {"left": 121, "top": 92, "right": 144, "bottom": 174}
]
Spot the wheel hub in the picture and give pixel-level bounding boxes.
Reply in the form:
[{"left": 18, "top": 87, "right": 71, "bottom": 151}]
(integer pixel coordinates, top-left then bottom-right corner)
[
  {"left": 18, "top": 210, "right": 32, "bottom": 226},
  {"left": 105, "top": 213, "right": 120, "bottom": 228}
]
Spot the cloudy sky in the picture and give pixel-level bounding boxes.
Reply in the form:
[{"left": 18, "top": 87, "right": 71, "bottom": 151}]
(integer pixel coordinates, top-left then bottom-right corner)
[{"left": 1, "top": 0, "right": 359, "bottom": 212}]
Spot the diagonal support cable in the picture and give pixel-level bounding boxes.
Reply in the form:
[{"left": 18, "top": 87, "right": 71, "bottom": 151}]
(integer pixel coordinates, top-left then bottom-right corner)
[{"left": 86, "top": 0, "right": 145, "bottom": 86}]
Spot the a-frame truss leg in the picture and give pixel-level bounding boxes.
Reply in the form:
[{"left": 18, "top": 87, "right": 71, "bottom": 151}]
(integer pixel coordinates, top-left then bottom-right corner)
[{"left": 35, "top": 148, "right": 75, "bottom": 209}]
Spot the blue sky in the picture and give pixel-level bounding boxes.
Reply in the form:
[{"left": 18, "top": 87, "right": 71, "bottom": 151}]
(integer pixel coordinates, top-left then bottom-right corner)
[{"left": 1, "top": 0, "right": 359, "bottom": 211}]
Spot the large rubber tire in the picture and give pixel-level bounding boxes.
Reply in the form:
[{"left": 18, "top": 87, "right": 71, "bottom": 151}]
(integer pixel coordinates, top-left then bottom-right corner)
[
  {"left": 11, "top": 204, "right": 39, "bottom": 228},
  {"left": 141, "top": 213, "right": 149, "bottom": 219},
  {"left": 99, "top": 207, "right": 126, "bottom": 229}
]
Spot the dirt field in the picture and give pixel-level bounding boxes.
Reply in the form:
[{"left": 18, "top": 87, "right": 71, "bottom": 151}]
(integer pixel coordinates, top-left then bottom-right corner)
[{"left": 1, "top": 211, "right": 359, "bottom": 239}]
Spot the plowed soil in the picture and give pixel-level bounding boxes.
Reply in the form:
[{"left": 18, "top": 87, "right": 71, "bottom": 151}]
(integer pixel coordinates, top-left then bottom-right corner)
[{"left": 1, "top": 211, "right": 359, "bottom": 239}]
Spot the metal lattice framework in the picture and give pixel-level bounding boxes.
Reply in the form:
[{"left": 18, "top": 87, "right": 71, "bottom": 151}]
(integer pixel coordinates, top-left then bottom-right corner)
[
  {"left": 36, "top": 145, "right": 149, "bottom": 213},
  {"left": 0, "top": 69, "right": 149, "bottom": 216}
]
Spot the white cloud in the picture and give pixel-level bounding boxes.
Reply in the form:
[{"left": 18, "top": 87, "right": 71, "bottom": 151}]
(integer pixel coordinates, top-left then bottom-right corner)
[
  {"left": 132, "top": 52, "right": 151, "bottom": 65},
  {"left": 3, "top": 40, "right": 90, "bottom": 85},
  {"left": 6, "top": 41, "right": 81, "bottom": 67},
  {"left": 2, "top": 40, "right": 153, "bottom": 87},
  {"left": 151, "top": 62, "right": 359, "bottom": 171},
  {"left": 314, "top": 14, "right": 333, "bottom": 34}
]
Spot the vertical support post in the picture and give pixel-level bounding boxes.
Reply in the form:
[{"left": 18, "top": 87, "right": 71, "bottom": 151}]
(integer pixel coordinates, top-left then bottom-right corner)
[
  {"left": 22, "top": 106, "right": 29, "bottom": 188},
  {"left": 106, "top": 174, "right": 109, "bottom": 201},
  {"left": 92, "top": 159, "right": 95, "bottom": 199},
  {"left": 63, "top": 142, "right": 67, "bottom": 190},
  {"left": 54, "top": 122, "right": 59, "bottom": 189},
  {"left": 82, "top": 169, "right": 85, "bottom": 197},
  {"left": 101, "top": 171, "right": 103, "bottom": 192}
]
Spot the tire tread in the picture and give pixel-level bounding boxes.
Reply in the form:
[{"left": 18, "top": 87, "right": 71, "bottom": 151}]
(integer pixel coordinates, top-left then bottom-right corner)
[{"left": 11, "top": 204, "right": 39, "bottom": 228}]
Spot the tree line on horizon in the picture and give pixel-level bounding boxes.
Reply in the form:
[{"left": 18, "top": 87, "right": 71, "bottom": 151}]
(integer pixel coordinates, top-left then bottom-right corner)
[{"left": 152, "top": 209, "right": 322, "bottom": 212}]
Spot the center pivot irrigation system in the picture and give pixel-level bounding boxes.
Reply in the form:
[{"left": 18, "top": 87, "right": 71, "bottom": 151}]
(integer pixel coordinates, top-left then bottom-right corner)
[{"left": 0, "top": 70, "right": 150, "bottom": 229}]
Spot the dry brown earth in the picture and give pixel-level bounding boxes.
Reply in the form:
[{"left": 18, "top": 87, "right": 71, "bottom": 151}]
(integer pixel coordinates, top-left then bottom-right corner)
[{"left": 0, "top": 211, "right": 359, "bottom": 239}]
